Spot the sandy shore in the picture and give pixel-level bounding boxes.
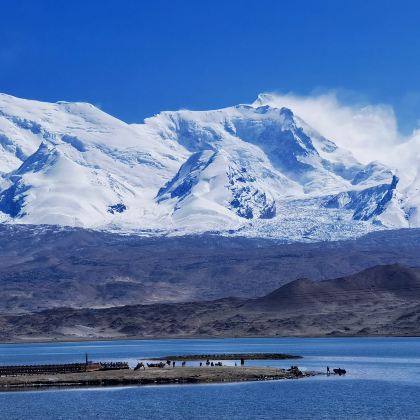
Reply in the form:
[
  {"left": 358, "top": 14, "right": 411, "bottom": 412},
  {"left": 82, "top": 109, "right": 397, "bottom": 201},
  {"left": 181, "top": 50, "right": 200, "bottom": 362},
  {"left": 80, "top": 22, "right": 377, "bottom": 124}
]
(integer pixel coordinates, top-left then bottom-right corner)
[{"left": 0, "top": 366, "right": 319, "bottom": 391}]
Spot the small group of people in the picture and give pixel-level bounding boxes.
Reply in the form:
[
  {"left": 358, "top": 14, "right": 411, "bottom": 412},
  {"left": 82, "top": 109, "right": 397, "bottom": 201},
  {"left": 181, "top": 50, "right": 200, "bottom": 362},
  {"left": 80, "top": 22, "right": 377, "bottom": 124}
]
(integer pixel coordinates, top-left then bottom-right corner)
[
  {"left": 134, "top": 358, "right": 247, "bottom": 370},
  {"left": 196, "top": 360, "right": 223, "bottom": 367}
]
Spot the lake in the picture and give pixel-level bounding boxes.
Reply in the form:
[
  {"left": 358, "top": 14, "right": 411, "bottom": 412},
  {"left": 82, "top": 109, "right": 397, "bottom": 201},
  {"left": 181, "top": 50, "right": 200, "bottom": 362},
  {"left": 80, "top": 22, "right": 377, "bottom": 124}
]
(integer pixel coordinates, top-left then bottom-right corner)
[{"left": 0, "top": 337, "right": 419, "bottom": 419}]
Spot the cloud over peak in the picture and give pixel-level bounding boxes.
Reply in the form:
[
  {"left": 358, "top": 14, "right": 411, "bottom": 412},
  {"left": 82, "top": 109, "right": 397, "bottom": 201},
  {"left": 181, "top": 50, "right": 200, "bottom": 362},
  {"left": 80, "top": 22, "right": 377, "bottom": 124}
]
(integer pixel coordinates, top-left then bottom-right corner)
[{"left": 254, "top": 90, "right": 419, "bottom": 186}]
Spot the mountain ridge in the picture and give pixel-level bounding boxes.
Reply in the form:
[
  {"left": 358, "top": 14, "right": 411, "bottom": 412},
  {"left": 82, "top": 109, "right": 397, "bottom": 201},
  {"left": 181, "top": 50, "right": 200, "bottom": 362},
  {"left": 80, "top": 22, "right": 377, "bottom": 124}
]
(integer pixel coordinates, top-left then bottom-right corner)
[{"left": 0, "top": 93, "right": 418, "bottom": 241}]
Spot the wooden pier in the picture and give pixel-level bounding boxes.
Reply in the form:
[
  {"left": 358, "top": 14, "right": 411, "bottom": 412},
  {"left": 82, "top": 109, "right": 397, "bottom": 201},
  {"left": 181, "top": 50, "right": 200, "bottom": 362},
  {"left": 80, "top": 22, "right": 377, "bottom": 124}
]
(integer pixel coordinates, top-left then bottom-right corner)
[{"left": 0, "top": 362, "right": 129, "bottom": 377}]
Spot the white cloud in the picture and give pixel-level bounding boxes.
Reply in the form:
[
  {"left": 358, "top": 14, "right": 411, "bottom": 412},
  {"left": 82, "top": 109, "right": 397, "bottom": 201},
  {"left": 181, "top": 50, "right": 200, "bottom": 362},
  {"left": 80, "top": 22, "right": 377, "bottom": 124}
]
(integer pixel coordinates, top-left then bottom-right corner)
[{"left": 254, "top": 91, "right": 419, "bottom": 186}]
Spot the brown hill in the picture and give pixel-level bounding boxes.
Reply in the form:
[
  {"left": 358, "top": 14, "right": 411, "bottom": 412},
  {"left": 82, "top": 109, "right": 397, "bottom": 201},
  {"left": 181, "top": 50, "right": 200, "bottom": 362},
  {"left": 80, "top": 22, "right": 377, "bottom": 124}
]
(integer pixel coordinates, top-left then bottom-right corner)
[
  {"left": 252, "top": 264, "right": 420, "bottom": 311},
  {"left": 1, "top": 264, "right": 420, "bottom": 341}
]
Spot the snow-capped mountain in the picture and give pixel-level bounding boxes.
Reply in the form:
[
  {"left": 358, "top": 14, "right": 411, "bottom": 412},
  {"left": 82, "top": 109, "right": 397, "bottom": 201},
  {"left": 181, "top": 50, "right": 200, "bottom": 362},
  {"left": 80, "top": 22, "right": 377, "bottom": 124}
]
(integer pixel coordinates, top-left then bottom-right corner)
[{"left": 0, "top": 93, "right": 418, "bottom": 241}]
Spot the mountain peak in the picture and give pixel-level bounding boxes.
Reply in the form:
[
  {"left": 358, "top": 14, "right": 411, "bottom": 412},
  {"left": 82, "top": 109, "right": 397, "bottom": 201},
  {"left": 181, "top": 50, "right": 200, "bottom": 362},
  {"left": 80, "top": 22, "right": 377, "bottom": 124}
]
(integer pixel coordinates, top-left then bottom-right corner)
[{"left": 253, "top": 92, "right": 276, "bottom": 106}]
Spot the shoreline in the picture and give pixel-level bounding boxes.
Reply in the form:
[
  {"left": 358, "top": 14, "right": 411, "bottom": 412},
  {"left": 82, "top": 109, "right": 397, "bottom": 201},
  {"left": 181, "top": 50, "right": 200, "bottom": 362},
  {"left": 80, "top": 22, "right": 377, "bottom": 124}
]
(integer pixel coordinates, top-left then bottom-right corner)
[
  {"left": 1, "top": 334, "right": 419, "bottom": 345},
  {"left": 0, "top": 366, "right": 320, "bottom": 392}
]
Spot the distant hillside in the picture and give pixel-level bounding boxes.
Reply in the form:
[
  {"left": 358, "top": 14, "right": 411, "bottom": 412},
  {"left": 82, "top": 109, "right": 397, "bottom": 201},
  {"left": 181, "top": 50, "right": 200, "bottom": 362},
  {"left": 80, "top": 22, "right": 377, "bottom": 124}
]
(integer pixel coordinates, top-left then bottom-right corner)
[
  {"left": 2, "top": 264, "right": 420, "bottom": 341},
  {"left": 0, "top": 226, "right": 419, "bottom": 314}
]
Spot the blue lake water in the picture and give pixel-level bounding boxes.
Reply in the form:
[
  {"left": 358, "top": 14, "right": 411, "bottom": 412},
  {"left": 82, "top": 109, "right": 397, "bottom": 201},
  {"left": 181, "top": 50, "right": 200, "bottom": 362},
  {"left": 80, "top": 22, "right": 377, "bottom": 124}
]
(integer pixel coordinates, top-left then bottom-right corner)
[{"left": 0, "top": 337, "right": 420, "bottom": 419}]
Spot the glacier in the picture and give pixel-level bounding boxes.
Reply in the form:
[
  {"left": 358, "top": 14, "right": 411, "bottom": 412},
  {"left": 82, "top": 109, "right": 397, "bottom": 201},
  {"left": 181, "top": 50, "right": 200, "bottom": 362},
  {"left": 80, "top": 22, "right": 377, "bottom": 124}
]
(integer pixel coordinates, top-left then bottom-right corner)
[{"left": 0, "top": 92, "right": 418, "bottom": 241}]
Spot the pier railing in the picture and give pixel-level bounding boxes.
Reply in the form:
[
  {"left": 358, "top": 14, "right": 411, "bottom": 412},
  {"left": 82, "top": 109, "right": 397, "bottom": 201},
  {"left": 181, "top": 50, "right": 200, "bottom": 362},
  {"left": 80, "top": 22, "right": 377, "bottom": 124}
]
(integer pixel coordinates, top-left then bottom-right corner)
[{"left": 0, "top": 361, "right": 129, "bottom": 376}]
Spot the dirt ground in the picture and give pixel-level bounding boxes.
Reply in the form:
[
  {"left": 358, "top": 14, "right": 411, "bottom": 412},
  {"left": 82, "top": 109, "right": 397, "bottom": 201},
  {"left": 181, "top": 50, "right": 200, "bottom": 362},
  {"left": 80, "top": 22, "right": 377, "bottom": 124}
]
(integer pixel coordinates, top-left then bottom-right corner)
[{"left": 0, "top": 366, "right": 318, "bottom": 390}]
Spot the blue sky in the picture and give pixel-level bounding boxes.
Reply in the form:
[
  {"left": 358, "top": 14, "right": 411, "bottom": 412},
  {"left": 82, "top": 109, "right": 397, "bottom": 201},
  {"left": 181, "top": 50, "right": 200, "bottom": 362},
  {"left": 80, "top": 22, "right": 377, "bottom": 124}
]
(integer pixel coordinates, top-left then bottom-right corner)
[{"left": 2, "top": 0, "right": 420, "bottom": 131}]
